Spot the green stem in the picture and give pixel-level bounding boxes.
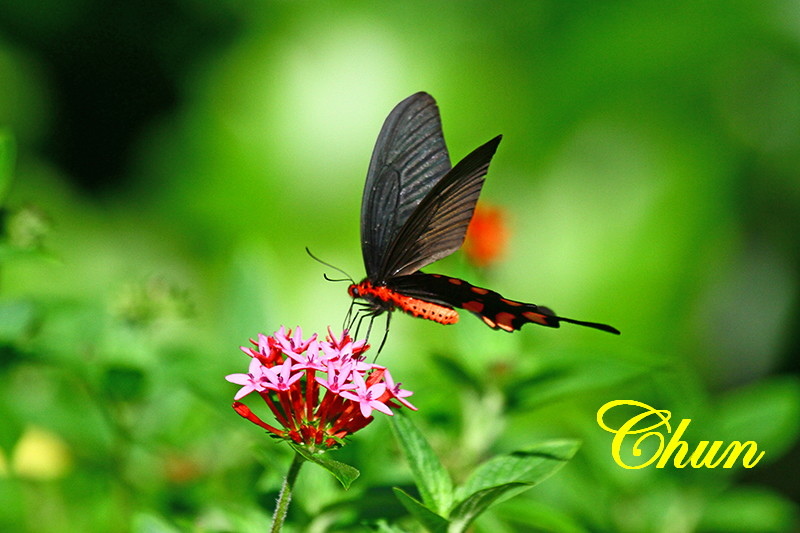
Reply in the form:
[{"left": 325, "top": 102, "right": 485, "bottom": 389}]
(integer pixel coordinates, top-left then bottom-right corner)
[{"left": 270, "top": 451, "right": 305, "bottom": 532}]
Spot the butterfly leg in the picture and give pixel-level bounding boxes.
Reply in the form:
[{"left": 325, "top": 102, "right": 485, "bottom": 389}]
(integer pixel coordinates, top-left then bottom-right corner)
[
  {"left": 352, "top": 306, "right": 373, "bottom": 339},
  {"left": 352, "top": 310, "right": 365, "bottom": 339},
  {"left": 347, "top": 302, "right": 371, "bottom": 335},
  {"left": 374, "top": 310, "right": 392, "bottom": 357},
  {"left": 363, "top": 311, "right": 376, "bottom": 343},
  {"left": 343, "top": 298, "right": 358, "bottom": 332}
]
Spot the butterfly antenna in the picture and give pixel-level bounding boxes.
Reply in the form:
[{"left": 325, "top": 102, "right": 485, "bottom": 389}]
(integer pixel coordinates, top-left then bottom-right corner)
[{"left": 305, "top": 247, "right": 355, "bottom": 284}]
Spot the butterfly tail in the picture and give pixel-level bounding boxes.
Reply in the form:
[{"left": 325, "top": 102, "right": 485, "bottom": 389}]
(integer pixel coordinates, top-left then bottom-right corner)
[
  {"left": 481, "top": 304, "right": 620, "bottom": 334},
  {"left": 535, "top": 306, "right": 621, "bottom": 335}
]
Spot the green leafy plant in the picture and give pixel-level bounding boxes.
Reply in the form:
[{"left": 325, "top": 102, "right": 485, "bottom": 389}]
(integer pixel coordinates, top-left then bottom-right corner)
[{"left": 390, "top": 412, "right": 578, "bottom": 533}]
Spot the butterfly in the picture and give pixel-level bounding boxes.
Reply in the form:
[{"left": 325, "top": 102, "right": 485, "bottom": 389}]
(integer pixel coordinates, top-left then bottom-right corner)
[{"left": 345, "top": 92, "right": 619, "bottom": 343}]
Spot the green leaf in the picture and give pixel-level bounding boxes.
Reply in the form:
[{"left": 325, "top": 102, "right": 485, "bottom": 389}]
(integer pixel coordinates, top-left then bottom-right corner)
[
  {"left": 392, "top": 487, "right": 448, "bottom": 533},
  {"left": 698, "top": 486, "right": 800, "bottom": 532},
  {"left": 389, "top": 412, "right": 454, "bottom": 514},
  {"left": 456, "top": 440, "right": 580, "bottom": 502},
  {"left": 448, "top": 482, "right": 530, "bottom": 533},
  {"left": 715, "top": 376, "right": 800, "bottom": 461},
  {"left": 509, "top": 353, "right": 655, "bottom": 410},
  {"left": 101, "top": 364, "right": 148, "bottom": 402},
  {"left": 429, "top": 353, "right": 484, "bottom": 393},
  {"left": 0, "top": 130, "right": 14, "bottom": 205},
  {"left": 443, "top": 441, "right": 580, "bottom": 532},
  {"left": 0, "top": 477, "right": 25, "bottom": 530},
  {"left": 493, "top": 499, "right": 589, "bottom": 533},
  {"left": 131, "top": 512, "right": 181, "bottom": 533},
  {"left": 290, "top": 444, "right": 360, "bottom": 489},
  {"left": 0, "top": 402, "right": 24, "bottom": 452},
  {"left": 0, "top": 300, "right": 36, "bottom": 342},
  {"left": 373, "top": 518, "right": 416, "bottom": 533}
]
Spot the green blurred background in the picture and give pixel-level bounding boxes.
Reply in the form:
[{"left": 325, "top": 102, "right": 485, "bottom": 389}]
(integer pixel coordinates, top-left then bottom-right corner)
[{"left": 1, "top": 1, "right": 799, "bottom": 531}]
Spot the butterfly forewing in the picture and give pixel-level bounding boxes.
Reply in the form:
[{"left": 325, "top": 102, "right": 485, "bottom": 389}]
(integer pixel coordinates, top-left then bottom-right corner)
[
  {"left": 361, "top": 92, "right": 452, "bottom": 278},
  {"left": 376, "top": 135, "right": 502, "bottom": 279}
]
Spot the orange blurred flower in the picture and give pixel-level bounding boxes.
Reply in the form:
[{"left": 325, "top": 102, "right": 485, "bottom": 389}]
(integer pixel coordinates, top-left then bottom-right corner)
[{"left": 463, "top": 203, "right": 509, "bottom": 267}]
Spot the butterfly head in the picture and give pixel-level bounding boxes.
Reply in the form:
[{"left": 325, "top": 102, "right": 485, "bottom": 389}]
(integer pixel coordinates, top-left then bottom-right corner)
[
  {"left": 347, "top": 283, "right": 361, "bottom": 299},
  {"left": 348, "top": 280, "right": 390, "bottom": 308},
  {"left": 348, "top": 280, "right": 378, "bottom": 301}
]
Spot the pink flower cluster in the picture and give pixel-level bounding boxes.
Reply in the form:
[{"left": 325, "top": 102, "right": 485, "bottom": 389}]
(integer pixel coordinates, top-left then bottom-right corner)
[{"left": 226, "top": 327, "right": 416, "bottom": 448}]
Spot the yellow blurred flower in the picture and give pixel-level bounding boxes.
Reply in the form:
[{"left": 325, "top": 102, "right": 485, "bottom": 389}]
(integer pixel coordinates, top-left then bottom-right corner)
[{"left": 11, "top": 426, "right": 72, "bottom": 480}]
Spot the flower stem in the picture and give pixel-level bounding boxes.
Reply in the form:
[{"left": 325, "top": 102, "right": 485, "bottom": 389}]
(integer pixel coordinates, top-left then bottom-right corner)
[{"left": 270, "top": 451, "right": 305, "bottom": 532}]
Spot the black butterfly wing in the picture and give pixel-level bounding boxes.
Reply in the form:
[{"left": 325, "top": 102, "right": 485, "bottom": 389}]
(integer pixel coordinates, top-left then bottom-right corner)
[
  {"left": 361, "top": 92, "right": 452, "bottom": 278},
  {"left": 387, "top": 273, "right": 620, "bottom": 334},
  {"left": 375, "top": 135, "right": 502, "bottom": 279}
]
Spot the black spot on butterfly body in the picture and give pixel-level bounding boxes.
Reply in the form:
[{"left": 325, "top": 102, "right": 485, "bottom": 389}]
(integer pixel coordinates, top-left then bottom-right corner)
[{"left": 346, "top": 92, "right": 619, "bottom": 338}]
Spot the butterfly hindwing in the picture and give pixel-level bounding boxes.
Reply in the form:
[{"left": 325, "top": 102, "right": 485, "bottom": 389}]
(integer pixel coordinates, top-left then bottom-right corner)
[
  {"left": 376, "top": 135, "right": 502, "bottom": 279},
  {"left": 361, "top": 92, "right": 452, "bottom": 278},
  {"left": 386, "top": 273, "right": 621, "bottom": 334}
]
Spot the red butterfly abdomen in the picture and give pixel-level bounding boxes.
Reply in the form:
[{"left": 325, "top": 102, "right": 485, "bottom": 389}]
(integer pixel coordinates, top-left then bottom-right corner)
[
  {"left": 349, "top": 280, "right": 459, "bottom": 325},
  {"left": 394, "top": 295, "right": 459, "bottom": 324}
]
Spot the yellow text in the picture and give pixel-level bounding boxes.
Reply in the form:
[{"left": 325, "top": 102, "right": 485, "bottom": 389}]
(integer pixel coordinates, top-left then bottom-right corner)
[{"left": 597, "top": 400, "right": 764, "bottom": 469}]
